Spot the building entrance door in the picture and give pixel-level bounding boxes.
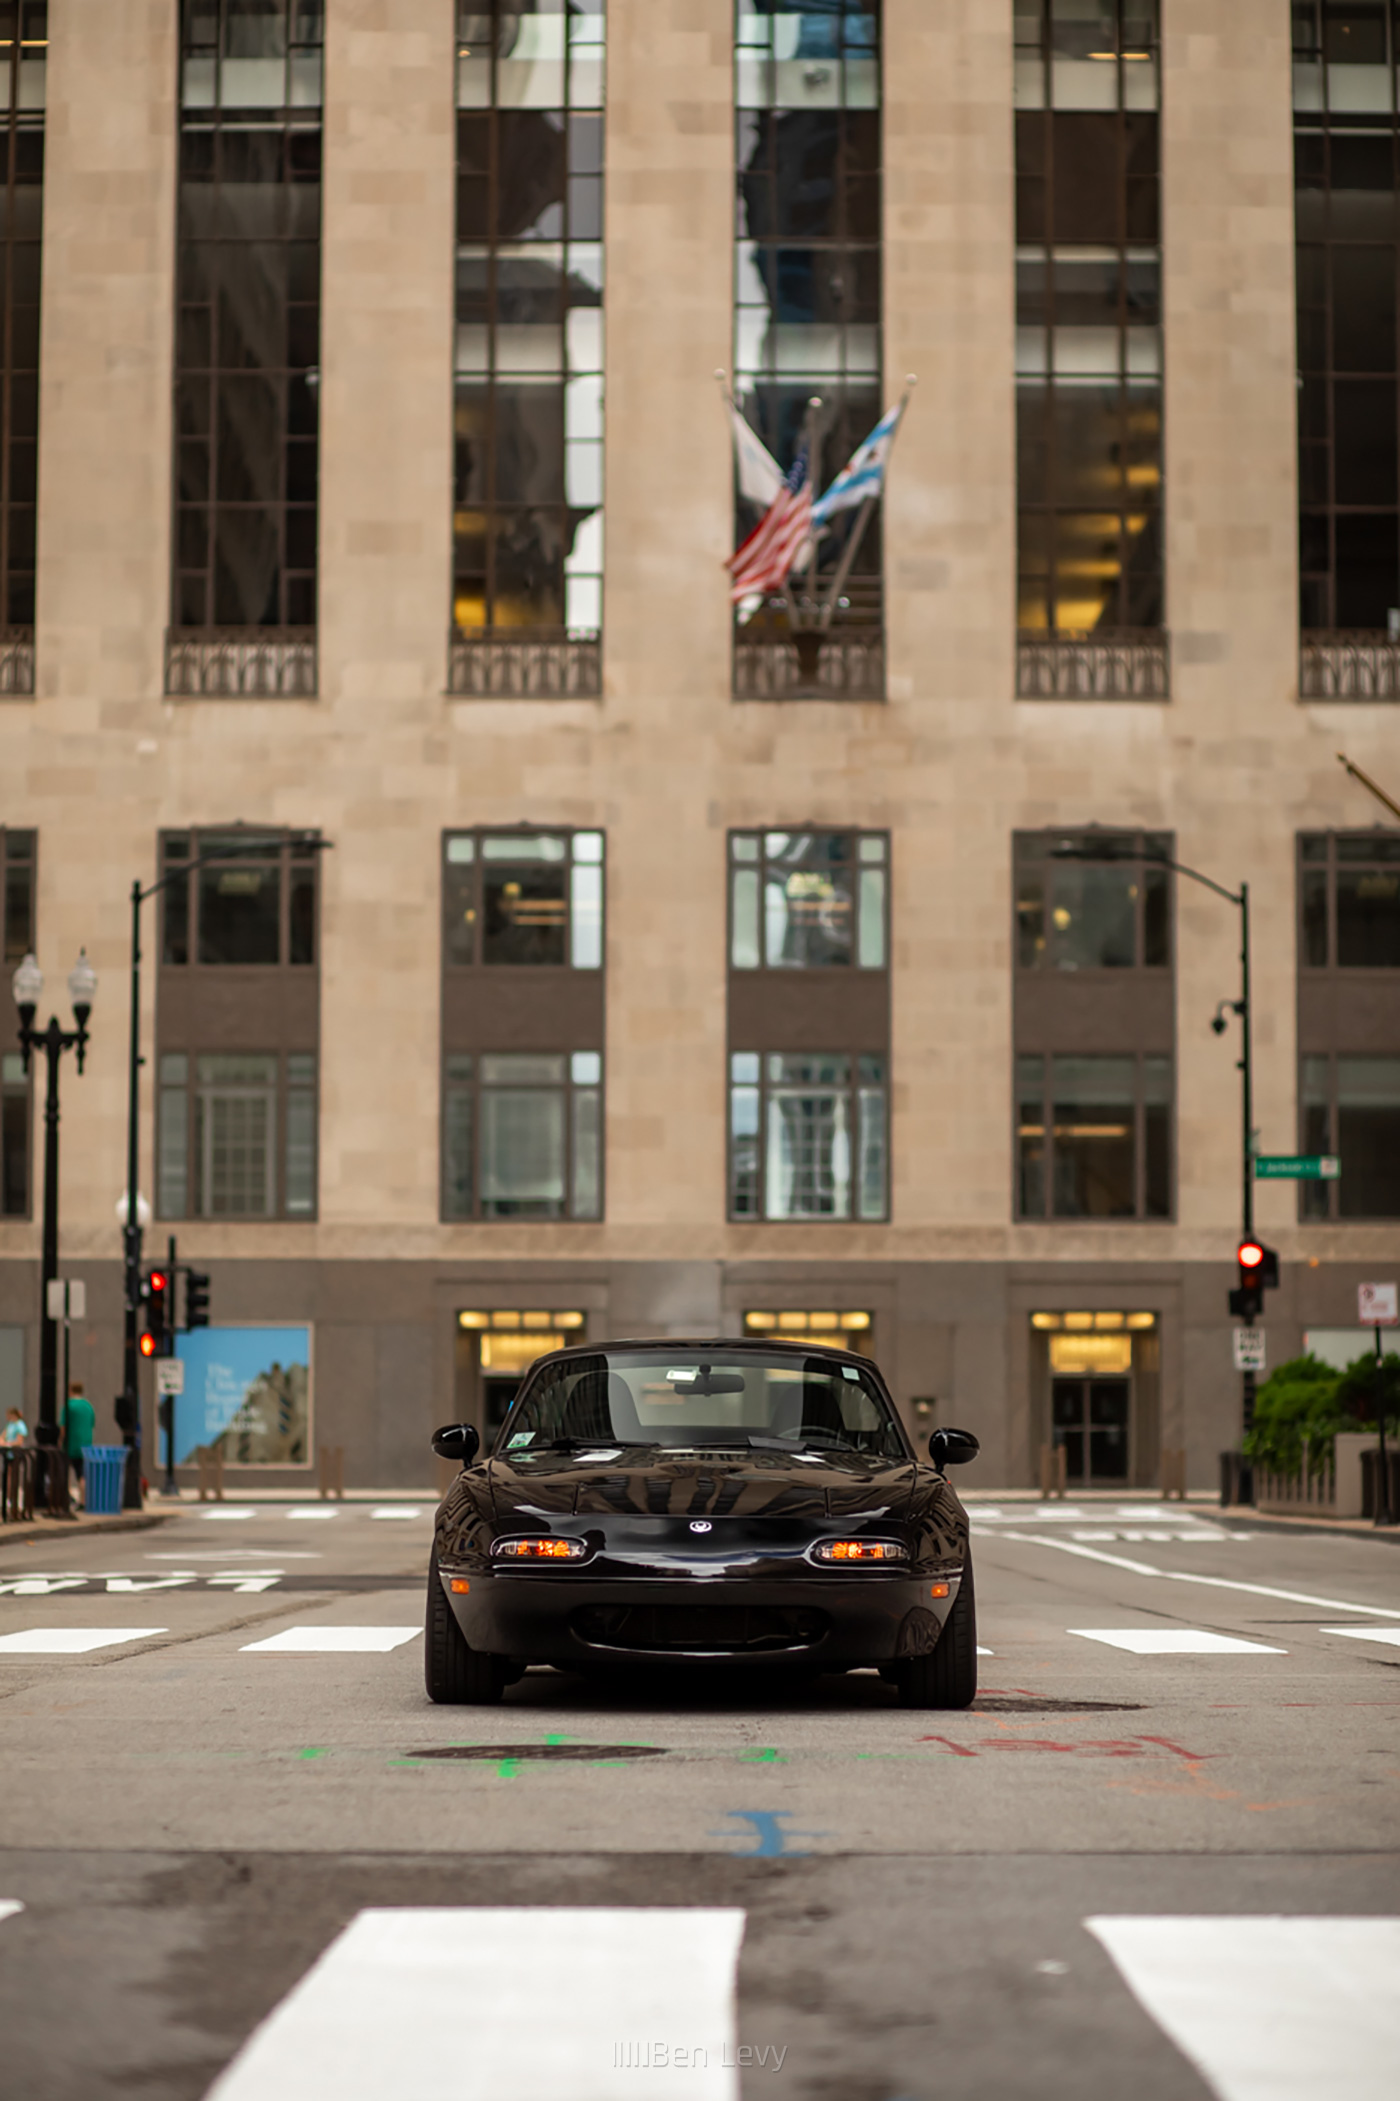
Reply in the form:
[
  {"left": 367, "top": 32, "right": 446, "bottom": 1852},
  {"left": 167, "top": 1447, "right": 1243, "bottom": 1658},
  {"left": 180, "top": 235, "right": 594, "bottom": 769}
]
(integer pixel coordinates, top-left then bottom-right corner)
[{"left": 1051, "top": 1377, "right": 1131, "bottom": 1483}]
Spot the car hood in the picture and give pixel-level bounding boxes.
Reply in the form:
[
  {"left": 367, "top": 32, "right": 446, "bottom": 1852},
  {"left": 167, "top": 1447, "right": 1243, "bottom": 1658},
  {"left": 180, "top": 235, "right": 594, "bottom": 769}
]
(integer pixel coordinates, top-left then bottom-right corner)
[{"left": 488, "top": 1446, "right": 917, "bottom": 1523}]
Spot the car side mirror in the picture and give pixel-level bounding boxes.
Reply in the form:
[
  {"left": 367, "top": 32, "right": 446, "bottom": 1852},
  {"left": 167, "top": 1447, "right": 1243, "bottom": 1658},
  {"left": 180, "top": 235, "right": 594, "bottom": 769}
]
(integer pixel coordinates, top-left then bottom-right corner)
[
  {"left": 431, "top": 1422, "right": 480, "bottom": 1467},
  {"left": 929, "top": 1427, "right": 979, "bottom": 1469}
]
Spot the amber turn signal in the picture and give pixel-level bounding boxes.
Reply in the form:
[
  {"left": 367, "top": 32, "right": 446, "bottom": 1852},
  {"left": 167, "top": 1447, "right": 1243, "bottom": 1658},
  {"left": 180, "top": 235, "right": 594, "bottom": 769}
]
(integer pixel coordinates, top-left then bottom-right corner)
[
  {"left": 449, "top": 1579, "right": 471, "bottom": 1594},
  {"left": 929, "top": 1582, "right": 951, "bottom": 1599},
  {"left": 491, "top": 1537, "right": 587, "bottom": 1560},
  {"left": 811, "top": 1539, "right": 909, "bottom": 1564}
]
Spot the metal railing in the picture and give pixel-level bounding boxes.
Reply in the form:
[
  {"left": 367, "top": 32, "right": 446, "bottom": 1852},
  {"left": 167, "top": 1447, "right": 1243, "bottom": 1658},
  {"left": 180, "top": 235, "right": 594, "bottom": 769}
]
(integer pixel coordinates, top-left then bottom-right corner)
[
  {"left": 165, "top": 628, "right": 318, "bottom": 699},
  {"left": 0, "top": 626, "right": 34, "bottom": 695},
  {"left": 733, "top": 627, "right": 885, "bottom": 701},
  {"left": 448, "top": 628, "right": 601, "bottom": 699},
  {"left": 1017, "top": 628, "right": 1170, "bottom": 700},
  {"left": 1299, "top": 631, "right": 1400, "bottom": 700}
]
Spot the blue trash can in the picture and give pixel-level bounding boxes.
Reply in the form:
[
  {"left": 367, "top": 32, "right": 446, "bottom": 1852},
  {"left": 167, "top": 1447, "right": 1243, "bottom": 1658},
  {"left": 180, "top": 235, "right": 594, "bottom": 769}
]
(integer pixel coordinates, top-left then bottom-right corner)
[{"left": 81, "top": 1446, "right": 128, "bottom": 1516}]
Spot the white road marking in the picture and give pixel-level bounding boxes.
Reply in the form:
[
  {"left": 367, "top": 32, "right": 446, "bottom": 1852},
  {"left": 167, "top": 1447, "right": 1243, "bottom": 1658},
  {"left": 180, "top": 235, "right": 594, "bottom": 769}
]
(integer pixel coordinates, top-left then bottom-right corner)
[
  {"left": 998, "top": 1530, "right": 1400, "bottom": 1620},
  {"left": 1321, "top": 1625, "right": 1400, "bottom": 1649},
  {"left": 287, "top": 1508, "right": 338, "bottom": 1521},
  {"left": 0, "top": 1628, "right": 167, "bottom": 1654},
  {"left": 0, "top": 1899, "right": 23, "bottom": 1925},
  {"left": 977, "top": 1646, "right": 994, "bottom": 1655},
  {"left": 205, "top": 1906, "right": 747, "bottom": 2100},
  {"left": 201, "top": 1508, "right": 255, "bottom": 1520},
  {"left": 1087, "top": 1916, "right": 1400, "bottom": 2101},
  {"left": 239, "top": 1626, "right": 420, "bottom": 1653},
  {"left": 1071, "top": 1629, "right": 1287, "bottom": 1656},
  {"left": 0, "top": 1577, "right": 89, "bottom": 1595},
  {"left": 369, "top": 1506, "right": 423, "bottom": 1520}
]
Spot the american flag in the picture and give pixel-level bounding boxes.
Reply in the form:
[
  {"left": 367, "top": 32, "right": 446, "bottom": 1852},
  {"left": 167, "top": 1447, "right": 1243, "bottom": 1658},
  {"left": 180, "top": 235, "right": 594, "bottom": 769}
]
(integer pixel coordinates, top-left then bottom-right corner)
[{"left": 726, "top": 442, "right": 813, "bottom": 604}]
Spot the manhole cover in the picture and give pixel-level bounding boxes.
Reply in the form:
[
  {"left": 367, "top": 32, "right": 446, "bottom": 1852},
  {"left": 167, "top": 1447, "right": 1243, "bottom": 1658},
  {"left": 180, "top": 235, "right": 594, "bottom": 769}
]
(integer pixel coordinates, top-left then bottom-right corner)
[
  {"left": 411, "top": 1743, "right": 669, "bottom": 1761},
  {"left": 970, "top": 1698, "right": 1146, "bottom": 1714}
]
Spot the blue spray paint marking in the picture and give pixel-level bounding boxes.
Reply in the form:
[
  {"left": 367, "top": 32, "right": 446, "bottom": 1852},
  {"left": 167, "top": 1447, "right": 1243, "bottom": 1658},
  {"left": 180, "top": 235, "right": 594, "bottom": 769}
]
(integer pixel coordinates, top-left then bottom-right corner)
[{"left": 711, "top": 1810, "right": 825, "bottom": 1858}]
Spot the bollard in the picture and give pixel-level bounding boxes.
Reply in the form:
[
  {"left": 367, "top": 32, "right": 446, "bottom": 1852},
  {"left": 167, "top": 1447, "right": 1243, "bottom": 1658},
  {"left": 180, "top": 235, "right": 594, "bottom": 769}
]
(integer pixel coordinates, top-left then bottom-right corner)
[{"left": 318, "top": 1445, "right": 345, "bottom": 1500}]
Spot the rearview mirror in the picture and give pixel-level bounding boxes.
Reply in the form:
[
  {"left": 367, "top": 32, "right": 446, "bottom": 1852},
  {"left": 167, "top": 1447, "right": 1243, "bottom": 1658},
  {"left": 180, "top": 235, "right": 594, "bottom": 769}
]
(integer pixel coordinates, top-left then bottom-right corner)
[
  {"left": 929, "top": 1426, "right": 979, "bottom": 1469},
  {"left": 431, "top": 1422, "right": 480, "bottom": 1467}
]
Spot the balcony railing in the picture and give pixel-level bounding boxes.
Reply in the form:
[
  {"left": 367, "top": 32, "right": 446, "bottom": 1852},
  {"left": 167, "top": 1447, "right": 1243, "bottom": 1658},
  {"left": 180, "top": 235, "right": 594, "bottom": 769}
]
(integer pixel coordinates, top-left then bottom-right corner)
[
  {"left": 448, "top": 627, "right": 601, "bottom": 698},
  {"left": 1017, "top": 628, "right": 1170, "bottom": 700},
  {"left": 1299, "top": 631, "right": 1400, "bottom": 700},
  {"left": 733, "top": 626, "right": 885, "bottom": 701},
  {"left": 165, "top": 628, "right": 317, "bottom": 699},
  {"left": 0, "top": 627, "right": 33, "bottom": 696}
]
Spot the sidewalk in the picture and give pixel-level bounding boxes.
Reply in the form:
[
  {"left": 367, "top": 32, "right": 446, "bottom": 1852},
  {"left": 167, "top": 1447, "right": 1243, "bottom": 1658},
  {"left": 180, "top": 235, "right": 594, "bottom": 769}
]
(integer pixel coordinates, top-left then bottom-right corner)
[{"left": 0, "top": 1509, "right": 175, "bottom": 1550}]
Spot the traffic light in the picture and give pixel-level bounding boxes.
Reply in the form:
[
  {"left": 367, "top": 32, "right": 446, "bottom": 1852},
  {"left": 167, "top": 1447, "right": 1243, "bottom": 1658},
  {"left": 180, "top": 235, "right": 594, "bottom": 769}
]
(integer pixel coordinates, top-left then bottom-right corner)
[
  {"left": 1229, "top": 1238, "right": 1279, "bottom": 1322},
  {"left": 184, "top": 1269, "right": 211, "bottom": 1330},
  {"left": 140, "top": 1267, "right": 170, "bottom": 1358}
]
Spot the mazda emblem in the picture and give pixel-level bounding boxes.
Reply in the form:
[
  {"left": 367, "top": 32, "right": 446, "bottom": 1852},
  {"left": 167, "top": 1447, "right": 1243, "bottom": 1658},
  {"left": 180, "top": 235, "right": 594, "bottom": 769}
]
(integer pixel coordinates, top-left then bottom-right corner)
[{"left": 689, "top": 1520, "right": 712, "bottom": 1534}]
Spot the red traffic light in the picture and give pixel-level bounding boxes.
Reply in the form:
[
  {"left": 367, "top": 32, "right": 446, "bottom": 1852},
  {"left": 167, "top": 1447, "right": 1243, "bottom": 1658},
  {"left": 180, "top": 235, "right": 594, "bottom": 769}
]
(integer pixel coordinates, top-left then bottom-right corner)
[
  {"left": 139, "top": 1332, "right": 158, "bottom": 1358},
  {"left": 1237, "top": 1240, "right": 1266, "bottom": 1271},
  {"left": 148, "top": 1270, "right": 168, "bottom": 1293}
]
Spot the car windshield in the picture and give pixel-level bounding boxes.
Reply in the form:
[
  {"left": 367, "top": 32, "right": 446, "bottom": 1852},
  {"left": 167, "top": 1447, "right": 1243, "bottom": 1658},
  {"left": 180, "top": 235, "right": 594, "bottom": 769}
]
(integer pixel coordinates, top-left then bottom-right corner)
[{"left": 500, "top": 1349, "right": 908, "bottom": 1461}]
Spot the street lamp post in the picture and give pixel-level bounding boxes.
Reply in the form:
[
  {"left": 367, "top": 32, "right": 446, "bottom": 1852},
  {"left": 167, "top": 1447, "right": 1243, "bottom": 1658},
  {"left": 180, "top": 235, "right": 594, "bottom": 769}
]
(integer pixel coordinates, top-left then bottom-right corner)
[
  {"left": 1050, "top": 839, "right": 1255, "bottom": 1500},
  {"left": 118, "top": 832, "right": 332, "bottom": 1508},
  {"left": 12, "top": 950, "right": 96, "bottom": 1518}
]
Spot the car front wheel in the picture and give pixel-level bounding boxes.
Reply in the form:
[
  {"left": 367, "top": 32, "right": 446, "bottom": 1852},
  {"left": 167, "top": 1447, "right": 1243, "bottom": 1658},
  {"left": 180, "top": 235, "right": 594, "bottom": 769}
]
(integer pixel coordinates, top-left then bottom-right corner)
[
  {"left": 897, "top": 1559, "right": 977, "bottom": 1709},
  {"left": 424, "top": 1546, "right": 504, "bottom": 1705}
]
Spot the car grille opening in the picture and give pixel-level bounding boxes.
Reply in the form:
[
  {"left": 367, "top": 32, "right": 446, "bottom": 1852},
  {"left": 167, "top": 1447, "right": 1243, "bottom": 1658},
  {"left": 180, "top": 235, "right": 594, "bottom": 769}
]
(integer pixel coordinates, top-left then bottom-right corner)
[{"left": 571, "top": 1603, "right": 829, "bottom": 1655}]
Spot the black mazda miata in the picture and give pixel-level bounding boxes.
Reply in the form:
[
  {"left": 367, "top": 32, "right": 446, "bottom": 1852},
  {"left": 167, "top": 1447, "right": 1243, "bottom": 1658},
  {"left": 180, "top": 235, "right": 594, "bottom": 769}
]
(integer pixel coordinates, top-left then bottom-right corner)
[{"left": 425, "top": 1337, "right": 979, "bottom": 1708}]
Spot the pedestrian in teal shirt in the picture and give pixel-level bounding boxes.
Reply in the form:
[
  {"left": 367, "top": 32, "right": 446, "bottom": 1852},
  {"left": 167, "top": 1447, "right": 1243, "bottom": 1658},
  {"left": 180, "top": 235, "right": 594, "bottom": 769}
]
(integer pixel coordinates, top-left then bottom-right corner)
[{"left": 64, "top": 1384, "right": 96, "bottom": 1498}]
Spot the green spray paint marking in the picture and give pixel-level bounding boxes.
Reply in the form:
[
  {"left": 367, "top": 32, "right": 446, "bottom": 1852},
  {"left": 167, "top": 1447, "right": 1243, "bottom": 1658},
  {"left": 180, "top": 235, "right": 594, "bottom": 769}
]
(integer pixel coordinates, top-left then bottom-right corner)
[
  {"left": 739, "top": 1747, "right": 785, "bottom": 1764},
  {"left": 297, "top": 1747, "right": 329, "bottom": 1760},
  {"left": 496, "top": 1759, "right": 522, "bottom": 1779}
]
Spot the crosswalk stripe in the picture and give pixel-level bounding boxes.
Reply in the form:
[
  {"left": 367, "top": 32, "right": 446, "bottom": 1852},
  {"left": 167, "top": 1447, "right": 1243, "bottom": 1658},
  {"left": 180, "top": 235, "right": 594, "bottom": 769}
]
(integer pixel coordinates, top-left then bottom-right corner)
[
  {"left": 1087, "top": 1916, "right": 1400, "bottom": 2101},
  {"left": 204, "top": 1907, "right": 748, "bottom": 2100},
  {"left": 1320, "top": 1626, "right": 1400, "bottom": 1648},
  {"left": 0, "top": 1628, "right": 167, "bottom": 1654},
  {"left": 239, "top": 1626, "right": 420, "bottom": 1654},
  {"left": 0, "top": 1900, "right": 25, "bottom": 1925},
  {"left": 1070, "top": 1630, "right": 1287, "bottom": 1655},
  {"left": 201, "top": 1509, "right": 255, "bottom": 1520}
]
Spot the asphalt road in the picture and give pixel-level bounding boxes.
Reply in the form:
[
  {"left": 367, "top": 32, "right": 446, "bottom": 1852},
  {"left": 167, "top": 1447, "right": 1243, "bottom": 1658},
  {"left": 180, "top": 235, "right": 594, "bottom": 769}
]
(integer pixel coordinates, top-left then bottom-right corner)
[{"left": 0, "top": 1493, "right": 1397, "bottom": 2101}]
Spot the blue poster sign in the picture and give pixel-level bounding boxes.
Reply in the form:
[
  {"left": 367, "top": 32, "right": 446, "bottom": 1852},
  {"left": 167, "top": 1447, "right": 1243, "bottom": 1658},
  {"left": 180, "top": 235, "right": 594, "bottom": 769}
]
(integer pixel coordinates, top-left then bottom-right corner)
[{"left": 174, "top": 1326, "right": 311, "bottom": 1465}]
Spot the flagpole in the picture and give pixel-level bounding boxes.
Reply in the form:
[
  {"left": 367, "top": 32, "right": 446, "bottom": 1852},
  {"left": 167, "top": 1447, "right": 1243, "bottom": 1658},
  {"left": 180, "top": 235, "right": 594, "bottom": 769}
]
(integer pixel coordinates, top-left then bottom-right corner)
[
  {"left": 814, "top": 375, "right": 917, "bottom": 630},
  {"left": 783, "top": 394, "right": 823, "bottom": 633}
]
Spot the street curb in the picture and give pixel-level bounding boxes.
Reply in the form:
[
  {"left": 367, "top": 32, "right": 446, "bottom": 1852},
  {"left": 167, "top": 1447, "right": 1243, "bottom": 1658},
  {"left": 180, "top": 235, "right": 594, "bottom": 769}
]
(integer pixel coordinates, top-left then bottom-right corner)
[
  {"left": 0, "top": 1511, "right": 174, "bottom": 1551},
  {"left": 1221, "top": 1505, "right": 1400, "bottom": 1545}
]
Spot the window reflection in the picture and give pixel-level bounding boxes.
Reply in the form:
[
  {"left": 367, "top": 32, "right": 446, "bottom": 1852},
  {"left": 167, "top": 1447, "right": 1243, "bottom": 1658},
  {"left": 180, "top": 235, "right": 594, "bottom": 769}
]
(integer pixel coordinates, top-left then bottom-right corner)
[
  {"left": 730, "top": 1048, "right": 887, "bottom": 1220},
  {"left": 453, "top": 4, "right": 604, "bottom": 638},
  {"left": 1015, "top": 2, "right": 1163, "bottom": 636},
  {"left": 733, "top": 3, "right": 883, "bottom": 638},
  {"left": 1017, "top": 1049, "right": 1171, "bottom": 1220},
  {"left": 175, "top": 1, "right": 322, "bottom": 630},
  {"left": 1293, "top": 3, "right": 1400, "bottom": 628},
  {"left": 1015, "top": 831, "right": 1172, "bottom": 971}
]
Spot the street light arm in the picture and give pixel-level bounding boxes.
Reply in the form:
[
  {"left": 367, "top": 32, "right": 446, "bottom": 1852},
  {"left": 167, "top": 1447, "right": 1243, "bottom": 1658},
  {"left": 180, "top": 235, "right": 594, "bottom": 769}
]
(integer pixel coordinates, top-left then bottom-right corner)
[
  {"left": 1047, "top": 840, "right": 1242, "bottom": 908},
  {"left": 134, "top": 832, "right": 333, "bottom": 906}
]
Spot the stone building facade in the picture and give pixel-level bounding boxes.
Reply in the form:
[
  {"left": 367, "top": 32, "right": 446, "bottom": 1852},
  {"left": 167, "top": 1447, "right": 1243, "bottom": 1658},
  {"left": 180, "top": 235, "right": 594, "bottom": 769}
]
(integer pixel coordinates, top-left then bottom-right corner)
[{"left": 0, "top": 0, "right": 1397, "bottom": 1491}]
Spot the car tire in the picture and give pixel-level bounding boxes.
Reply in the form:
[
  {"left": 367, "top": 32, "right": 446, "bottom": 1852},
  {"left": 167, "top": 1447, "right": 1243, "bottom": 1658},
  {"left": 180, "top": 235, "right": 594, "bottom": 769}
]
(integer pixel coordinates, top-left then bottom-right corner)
[
  {"left": 896, "top": 1559, "right": 977, "bottom": 1710},
  {"left": 425, "top": 1547, "right": 504, "bottom": 1705}
]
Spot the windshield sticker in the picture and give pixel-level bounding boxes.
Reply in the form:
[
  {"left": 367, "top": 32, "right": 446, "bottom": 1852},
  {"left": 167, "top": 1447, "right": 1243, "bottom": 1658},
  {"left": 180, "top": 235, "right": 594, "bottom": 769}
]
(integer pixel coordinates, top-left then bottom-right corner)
[
  {"left": 507, "top": 1432, "right": 535, "bottom": 1449},
  {"left": 841, "top": 1366, "right": 861, "bottom": 1382},
  {"left": 665, "top": 1369, "right": 698, "bottom": 1382}
]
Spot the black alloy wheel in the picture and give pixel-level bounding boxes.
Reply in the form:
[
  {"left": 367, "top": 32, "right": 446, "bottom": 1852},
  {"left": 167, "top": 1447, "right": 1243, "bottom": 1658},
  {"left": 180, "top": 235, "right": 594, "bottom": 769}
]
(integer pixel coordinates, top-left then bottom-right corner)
[
  {"left": 897, "top": 1558, "right": 977, "bottom": 1710},
  {"left": 424, "top": 1545, "right": 505, "bottom": 1705}
]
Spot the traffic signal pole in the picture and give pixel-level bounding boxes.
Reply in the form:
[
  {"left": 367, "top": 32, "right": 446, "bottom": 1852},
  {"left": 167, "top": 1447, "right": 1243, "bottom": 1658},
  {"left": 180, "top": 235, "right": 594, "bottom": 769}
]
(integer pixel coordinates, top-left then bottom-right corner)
[
  {"left": 119, "top": 879, "right": 144, "bottom": 1509},
  {"left": 1237, "top": 882, "right": 1255, "bottom": 1502}
]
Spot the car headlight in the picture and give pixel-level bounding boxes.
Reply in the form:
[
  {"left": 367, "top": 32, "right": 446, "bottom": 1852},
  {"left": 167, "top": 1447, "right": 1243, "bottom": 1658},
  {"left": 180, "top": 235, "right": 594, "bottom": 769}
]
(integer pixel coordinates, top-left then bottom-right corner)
[
  {"left": 491, "top": 1536, "right": 588, "bottom": 1561},
  {"left": 809, "top": 1538, "right": 909, "bottom": 1564}
]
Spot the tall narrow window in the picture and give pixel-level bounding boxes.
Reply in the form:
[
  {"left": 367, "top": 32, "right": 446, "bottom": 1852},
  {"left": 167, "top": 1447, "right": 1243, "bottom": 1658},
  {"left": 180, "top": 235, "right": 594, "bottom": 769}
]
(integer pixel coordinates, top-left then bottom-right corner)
[
  {"left": 1295, "top": 3, "right": 1400, "bottom": 698},
  {"left": 731, "top": 1, "right": 883, "bottom": 701},
  {"left": 1014, "top": 830, "right": 1175, "bottom": 1221},
  {"left": 449, "top": 2, "right": 605, "bottom": 700},
  {"left": 441, "top": 827, "right": 605, "bottom": 1219},
  {"left": 0, "top": 4, "right": 43, "bottom": 697},
  {"left": 156, "top": 827, "right": 321, "bottom": 1220},
  {"left": 167, "top": 1, "right": 322, "bottom": 700},
  {"left": 1297, "top": 829, "right": 1400, "bottom": 1216},
  {"left": 1015, "top": 2, "right": 1166, "bottom": 700},
  {"left": 1, "top": 826, "right": 34, "bottom": 1216}
]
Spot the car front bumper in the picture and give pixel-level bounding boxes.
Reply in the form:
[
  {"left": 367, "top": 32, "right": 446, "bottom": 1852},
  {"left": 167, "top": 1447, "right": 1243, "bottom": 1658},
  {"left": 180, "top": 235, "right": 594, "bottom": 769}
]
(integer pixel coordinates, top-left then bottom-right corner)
[{"left": 439, "top": 1563, "right": 961, "bottom": 1668}]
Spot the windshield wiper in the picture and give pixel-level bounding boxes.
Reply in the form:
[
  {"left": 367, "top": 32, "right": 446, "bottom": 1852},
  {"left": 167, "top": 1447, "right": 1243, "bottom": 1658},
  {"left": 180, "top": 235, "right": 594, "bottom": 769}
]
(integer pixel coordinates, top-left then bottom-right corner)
[
  {"left": 743, "top": 1433, "right": 863, "bottom": 1456},
  {"left": 542, "top": 1436, "right": 654, "bottom": 1452}
]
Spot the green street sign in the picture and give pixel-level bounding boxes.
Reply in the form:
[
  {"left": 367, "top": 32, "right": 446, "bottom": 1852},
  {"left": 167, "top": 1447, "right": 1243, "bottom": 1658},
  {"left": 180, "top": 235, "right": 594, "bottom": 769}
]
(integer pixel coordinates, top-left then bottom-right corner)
[{"left": 1253, "top": 1154, "right": 1340, "bottom": 1180}]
